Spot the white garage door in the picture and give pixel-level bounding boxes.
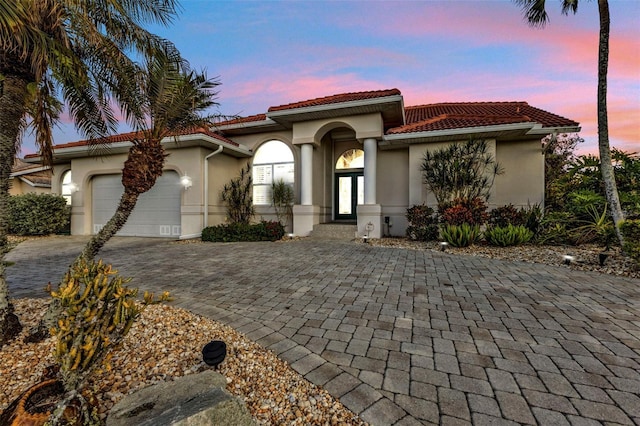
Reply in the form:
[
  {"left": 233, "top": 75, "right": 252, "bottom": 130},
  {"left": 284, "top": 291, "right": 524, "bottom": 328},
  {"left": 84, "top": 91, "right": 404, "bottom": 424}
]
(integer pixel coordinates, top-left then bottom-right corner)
[{"left": 92, "top": 171, "right": 181, "bottom": 237}]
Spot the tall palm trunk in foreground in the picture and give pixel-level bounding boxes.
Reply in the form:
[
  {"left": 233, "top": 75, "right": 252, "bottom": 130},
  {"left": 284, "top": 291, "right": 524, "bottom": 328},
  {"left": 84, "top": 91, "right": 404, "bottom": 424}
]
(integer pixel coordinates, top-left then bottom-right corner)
[
  {"left": 0, "top": 69, "right": 31, "bottom": 344},
  {"left": 515, "top": 0, "right": 625, "bottom": 246},
  {"left": 80, "top": 140, "right": 167, "bottom": 259},
  {"left": 0, "top": 0, "right": 181, "bottom": 346},
  {"left": 595, "top": 0, "right": 624, "bottom": 244}
]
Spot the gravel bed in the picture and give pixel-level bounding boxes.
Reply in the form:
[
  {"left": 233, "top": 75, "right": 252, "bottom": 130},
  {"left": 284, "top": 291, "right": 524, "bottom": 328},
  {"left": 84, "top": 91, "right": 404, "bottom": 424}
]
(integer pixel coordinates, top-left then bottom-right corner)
[
  {"left": 365, "top": 238, "right": 639, "bottom": 279},
  {"left": 0, "top": 299, "right": 367, "bottom": 425}
]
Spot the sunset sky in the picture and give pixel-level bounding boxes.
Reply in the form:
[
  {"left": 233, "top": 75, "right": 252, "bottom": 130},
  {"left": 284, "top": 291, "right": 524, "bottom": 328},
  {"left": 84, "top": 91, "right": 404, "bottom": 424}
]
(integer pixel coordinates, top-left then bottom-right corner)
[{"left": 19, "top": 0, "right": 640, "bottom": 156}]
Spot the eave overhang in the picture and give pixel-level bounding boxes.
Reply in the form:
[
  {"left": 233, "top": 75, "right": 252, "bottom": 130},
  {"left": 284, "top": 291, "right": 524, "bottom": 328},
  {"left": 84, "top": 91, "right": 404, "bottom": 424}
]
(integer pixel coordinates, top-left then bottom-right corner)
[
  {"left": 214, "top": 117, "right": 285, "bottom": 135},
  {"left": 267, "top": 95, "right": 405, "bottom": 130},
  {"left": 379, "top": 122, "right": 581, "bottom": 148},
  {"left": 24, "top": 133, "right": 253, "bottom": 164}
]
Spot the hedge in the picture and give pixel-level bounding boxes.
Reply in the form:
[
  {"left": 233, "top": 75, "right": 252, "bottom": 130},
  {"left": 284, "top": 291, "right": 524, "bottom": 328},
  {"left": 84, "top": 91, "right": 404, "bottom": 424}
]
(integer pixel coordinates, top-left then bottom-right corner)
[
  {"left": 202, "top": 221, "right": 284, "bottom": 242},
  {"left": 8, "top": 193, "right": 70, "bottom": 236}
]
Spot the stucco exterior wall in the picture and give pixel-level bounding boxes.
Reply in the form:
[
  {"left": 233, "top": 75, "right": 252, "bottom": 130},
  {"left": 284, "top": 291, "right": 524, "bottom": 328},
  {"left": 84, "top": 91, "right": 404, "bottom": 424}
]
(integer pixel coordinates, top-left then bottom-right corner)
[
  {"left": 494, "top": 139, "right": 544, "bottom": 209},
  {"left": 377, "top": 148, "right": 409, "bottom": 236},
  {"left": 54, "top": 145, "right": 225, "bottom": 237},
  {"left": 206, "top": 152, "right": 243, "bottom": 227},
  {"left": 408, "top": 139, "right": 500, "bottom": 210}
]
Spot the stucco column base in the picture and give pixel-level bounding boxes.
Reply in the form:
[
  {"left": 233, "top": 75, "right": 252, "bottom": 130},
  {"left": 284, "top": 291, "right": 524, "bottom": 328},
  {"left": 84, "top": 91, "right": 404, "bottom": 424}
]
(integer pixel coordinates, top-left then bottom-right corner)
[
  {"left": 357, "top": 204, "right": 382, "bottom": 239},
  {"left": 293, "top": 204, "right": 321, "bottom": 237}
]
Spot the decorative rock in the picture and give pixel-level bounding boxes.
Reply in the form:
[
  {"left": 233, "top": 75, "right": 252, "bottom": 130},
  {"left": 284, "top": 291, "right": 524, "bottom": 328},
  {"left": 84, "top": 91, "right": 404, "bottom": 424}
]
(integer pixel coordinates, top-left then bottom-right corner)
[{"left": 106, "top": 370, "right": 255, "bottom": 426}]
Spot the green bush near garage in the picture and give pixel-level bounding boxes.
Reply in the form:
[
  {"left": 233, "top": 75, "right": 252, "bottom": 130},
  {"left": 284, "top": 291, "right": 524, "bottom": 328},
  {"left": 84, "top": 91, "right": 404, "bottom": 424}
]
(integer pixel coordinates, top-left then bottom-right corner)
[
  {"left": 202, "top": 220, "right": 284, "bottom": 242},
  {"left": 8, "top": 193, "right": 70, "bottom": 236}
]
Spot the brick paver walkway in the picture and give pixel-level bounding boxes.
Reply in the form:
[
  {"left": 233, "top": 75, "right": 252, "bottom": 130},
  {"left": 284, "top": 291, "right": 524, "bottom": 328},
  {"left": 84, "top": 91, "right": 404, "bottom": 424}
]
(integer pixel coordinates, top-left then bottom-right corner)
[{"left": 6, "top": 236, "right": 640, "bottom": 425}]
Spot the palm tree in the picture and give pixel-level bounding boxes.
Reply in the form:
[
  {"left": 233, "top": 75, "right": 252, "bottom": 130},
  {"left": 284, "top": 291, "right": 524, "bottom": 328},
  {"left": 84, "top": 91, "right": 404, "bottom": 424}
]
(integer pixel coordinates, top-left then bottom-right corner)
[
  {"left": 514, "top": 0, "right": 626, "bottom": 246},
  {"left": 0, "top": 0, "right": 180, "bottom": 346},
  {"left": 80, "top": 55, "right": 220, "bottom": 260}
]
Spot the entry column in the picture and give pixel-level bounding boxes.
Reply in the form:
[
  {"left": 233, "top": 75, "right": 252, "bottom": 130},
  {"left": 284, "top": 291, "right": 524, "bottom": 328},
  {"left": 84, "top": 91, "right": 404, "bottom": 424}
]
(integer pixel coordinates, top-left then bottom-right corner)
[
  {"left": 358, "top": 137, "right": 382, "bottom": 238},
  {"left": 300, "top": 143, "right": 313, "bottom": 205},
  {"left": 293, "top": 142, "right": 319, "bottom": 236},
  {"left": 363, "top": 138, "right": 377, "bottom": 204}
]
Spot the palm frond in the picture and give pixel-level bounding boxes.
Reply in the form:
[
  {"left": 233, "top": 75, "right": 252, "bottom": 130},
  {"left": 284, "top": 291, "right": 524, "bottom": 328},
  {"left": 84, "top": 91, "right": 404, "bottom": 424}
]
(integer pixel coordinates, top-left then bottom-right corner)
[{"left": 514, "top": 0, "right": 550, "bottom": 28}]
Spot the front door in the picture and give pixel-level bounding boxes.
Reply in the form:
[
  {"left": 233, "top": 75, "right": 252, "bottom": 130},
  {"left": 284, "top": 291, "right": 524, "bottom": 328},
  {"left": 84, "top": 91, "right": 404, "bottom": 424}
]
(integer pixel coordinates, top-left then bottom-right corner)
[{"left": 335, "top": 172, "right": 364, "bottom": 221}]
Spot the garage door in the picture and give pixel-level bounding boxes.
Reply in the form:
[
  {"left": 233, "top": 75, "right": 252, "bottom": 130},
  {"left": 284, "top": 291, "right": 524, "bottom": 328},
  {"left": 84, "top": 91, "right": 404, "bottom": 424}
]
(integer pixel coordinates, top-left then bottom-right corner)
[{"left": 92, "top": 172, "right": 181, "bottom": 237}]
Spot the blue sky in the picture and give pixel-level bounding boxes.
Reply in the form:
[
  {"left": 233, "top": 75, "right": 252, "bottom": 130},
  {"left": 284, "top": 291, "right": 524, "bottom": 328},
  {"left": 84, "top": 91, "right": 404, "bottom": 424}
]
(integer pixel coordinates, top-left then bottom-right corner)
[{"left": 20, "top": 0, "right": 640, "bottom": 156}]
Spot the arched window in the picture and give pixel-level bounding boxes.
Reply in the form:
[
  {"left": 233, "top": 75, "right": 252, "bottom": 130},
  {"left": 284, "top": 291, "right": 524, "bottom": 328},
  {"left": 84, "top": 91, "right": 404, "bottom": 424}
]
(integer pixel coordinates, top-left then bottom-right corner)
[
  {"left": 252, "top": 140, "right": 294, "bottom": 205},
  {"left": 61, "top": 170, "right": 75, "bottom": 205},
  {"left": 336, "top": 149, "right": 364, "bottom": 169}
]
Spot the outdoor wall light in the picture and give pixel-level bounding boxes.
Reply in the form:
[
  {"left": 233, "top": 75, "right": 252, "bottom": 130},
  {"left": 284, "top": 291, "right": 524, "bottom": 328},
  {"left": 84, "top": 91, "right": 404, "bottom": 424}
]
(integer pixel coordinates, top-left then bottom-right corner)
[
  {"left": 562, "top": 255, "right": 575, "bottom": 265},
  {"left": 68, "top": 182, "right": 79, "bottom": 194},
  {"left": 180, "top": 174, "right": 193, "bottom": 190},
  {"left": 440, "top": 242, "right": 449, "bottom": 251}
]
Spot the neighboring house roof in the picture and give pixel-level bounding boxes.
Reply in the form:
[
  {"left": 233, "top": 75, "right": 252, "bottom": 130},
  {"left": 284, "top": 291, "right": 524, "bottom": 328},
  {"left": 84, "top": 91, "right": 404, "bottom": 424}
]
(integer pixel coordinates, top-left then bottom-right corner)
[{"left": 11, "top": 159, "right": 52, "bottom": 187}]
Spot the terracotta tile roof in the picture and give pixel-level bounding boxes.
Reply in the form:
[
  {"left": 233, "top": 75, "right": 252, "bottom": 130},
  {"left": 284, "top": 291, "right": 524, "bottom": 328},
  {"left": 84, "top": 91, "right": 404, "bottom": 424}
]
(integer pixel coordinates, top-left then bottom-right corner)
[
  {"left": 268, "top": 88, "right": 401, "bottom": 112},
  {"left": 388, "top": 114, "right": 535, "bottom": 134},
  {"left": 390, "top": 102, "right": 578, "bottom": 134},
  {"left": 216, "top": 113, "right": 267, "bottom": 126},
  {"left": 38, "top": 127, "right": 238, "bottom": 153}
]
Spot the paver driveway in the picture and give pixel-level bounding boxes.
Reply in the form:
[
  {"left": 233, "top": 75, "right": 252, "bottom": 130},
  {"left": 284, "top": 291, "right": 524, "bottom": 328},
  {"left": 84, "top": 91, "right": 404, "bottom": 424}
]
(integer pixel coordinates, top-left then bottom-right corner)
[{"left": 6, "top": 236, "right": 640, "bottom": 425}]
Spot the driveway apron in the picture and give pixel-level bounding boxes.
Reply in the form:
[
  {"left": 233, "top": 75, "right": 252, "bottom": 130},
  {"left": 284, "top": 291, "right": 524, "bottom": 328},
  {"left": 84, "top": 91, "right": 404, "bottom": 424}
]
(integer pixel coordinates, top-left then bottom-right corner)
[{"left": 6, "top": 236, "right": 640, "bottom": 425}]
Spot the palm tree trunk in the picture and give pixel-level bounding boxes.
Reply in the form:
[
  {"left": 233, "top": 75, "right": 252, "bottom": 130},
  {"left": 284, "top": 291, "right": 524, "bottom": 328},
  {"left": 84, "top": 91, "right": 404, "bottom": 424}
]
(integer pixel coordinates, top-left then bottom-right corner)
[
  {"left": 29, "top": 189, "right": 143, "bottom": 342},
  {"left": 0, "top": 73, "right": 29, "bottom": 346},
  {"left": 80, "top": 189, "right": 140, "bottom": 260},
  {"left": 597, "top": 0, "right": 625, "bottom": 246}
]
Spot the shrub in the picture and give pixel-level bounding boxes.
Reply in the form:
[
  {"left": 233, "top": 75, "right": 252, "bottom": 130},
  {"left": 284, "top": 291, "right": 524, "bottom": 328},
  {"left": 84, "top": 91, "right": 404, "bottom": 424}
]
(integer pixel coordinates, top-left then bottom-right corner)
[
  {"left": 521, "top": 203, "right": 544, "bottom": 236},
  {"left": 49, "top": 258, "right": 169, "bottom": 392},
  {"left": 537, "top": 211, "right": 575, "bottom": 245},
  {"left": 621, "top": 220, "right": 640, "bottom": 266},
  {"left": 439, "top": 197, "right": 488, "bottom": 226},
  {"left": 406, "top": 205, "right": 439, "bottom": 241},
  {"left": 421, "top": 139, "right": 503, "bottom": 205},
  {"left": 440, "top": 223, "right": 481, "bottom": 247},
  {"left": 484, "top": 225, "right": 533, "bottom": 247},
  {"left": 572, "top": 203, "right": 615, "bottom": 246},
  {"left": 489, "top": 204, "right": 525, "bottom": 228},
  {"left": 272, "top": 179, "right": 294, "bottom": 229},
  {"left": 7, "top": 193, "right": 70, "bottom": 235},
  {"left": 221, "top": 163, "right": 254, "bottom": 224},
  {"left": 202, "top": 220, "right": 284, "bottom": 242}
]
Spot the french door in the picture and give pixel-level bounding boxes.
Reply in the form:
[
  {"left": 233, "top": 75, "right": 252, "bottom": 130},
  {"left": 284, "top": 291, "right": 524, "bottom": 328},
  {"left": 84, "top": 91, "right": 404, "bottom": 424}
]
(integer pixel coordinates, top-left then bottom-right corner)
[{"left": 335, "top": 171, "right": 364, "bottom": 221}]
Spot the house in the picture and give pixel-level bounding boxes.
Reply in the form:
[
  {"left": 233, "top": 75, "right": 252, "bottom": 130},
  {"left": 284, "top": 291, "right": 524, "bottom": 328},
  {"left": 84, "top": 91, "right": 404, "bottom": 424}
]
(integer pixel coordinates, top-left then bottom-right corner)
[
  {"left": 9, "top": 159, "right": 51, "bottom": 196},
  {"left": 24, "top": 88, "right": 580, "bottom": 239}
]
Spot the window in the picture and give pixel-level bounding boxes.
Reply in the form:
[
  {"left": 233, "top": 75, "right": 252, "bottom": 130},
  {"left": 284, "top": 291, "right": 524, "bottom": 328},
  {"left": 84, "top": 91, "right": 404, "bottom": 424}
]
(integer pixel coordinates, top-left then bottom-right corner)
[
  {"left": 336, "top": 149, "right": 364, "bottom": 169},
  {"left": 252, "top": 140, "right": 294, "bottom": 205},
  {"left": 61, "top": 170, "right": 75, "bottom": 205}
]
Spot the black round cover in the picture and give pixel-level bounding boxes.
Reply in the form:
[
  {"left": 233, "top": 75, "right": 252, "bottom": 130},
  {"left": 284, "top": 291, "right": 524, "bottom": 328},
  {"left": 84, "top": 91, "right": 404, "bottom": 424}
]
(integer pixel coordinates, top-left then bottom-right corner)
[{"left": 202, "top": 340, "right": 227, "bottom": 367}]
